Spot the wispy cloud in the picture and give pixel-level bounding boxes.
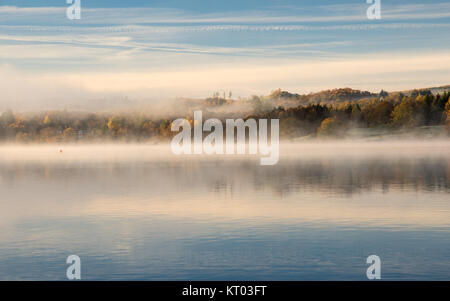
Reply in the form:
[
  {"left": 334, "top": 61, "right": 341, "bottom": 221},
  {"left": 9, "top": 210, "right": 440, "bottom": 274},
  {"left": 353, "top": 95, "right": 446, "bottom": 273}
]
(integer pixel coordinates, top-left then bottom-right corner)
[
  {"left": 0, "top": 1, "right": 449, "bottom": 102},
  {"left": 1, "top": 51, "right": 449, "bottom": 106},
  {"left": 2, "top": 2, "right": 450, "bottom": 25}
]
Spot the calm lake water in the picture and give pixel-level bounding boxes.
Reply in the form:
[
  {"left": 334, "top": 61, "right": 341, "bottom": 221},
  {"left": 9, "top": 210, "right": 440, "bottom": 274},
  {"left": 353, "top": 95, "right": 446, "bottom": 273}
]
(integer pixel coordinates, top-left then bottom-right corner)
[{"left": 0, "top": 142, "right": 449, "bottom": 280}]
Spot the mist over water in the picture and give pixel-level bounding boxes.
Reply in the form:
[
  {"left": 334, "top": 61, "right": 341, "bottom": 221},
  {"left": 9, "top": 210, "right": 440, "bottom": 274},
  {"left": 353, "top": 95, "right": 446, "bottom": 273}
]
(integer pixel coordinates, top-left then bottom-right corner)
[{"left": 0, "top": 141, "right": 449, "bottom": 280}]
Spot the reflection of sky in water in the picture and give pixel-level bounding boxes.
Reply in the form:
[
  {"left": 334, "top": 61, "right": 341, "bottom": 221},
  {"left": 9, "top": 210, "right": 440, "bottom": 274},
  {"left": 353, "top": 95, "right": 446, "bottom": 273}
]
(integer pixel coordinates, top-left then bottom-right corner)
[{"left": 0, "top": 143, "right": 449, "bottom": 280}]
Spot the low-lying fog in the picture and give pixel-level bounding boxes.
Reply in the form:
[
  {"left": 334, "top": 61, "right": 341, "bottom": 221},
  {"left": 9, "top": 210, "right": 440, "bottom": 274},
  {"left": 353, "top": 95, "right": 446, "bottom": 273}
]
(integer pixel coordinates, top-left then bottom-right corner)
[{"left": 0, "top": 140, "right": 449, "bottom": 162}]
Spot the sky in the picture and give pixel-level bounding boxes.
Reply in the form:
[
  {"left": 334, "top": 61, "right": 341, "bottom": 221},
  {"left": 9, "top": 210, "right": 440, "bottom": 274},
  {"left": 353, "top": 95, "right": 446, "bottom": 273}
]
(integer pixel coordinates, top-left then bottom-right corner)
[{"left": 0, "top": 0, "right": 450, "bottom": 107}]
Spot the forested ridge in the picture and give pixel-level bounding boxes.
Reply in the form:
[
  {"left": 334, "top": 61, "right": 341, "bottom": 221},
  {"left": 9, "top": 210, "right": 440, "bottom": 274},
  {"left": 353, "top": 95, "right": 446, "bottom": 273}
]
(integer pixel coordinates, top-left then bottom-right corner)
[{"left": 1, "top": 87, "right": 449, "bottom": 142}]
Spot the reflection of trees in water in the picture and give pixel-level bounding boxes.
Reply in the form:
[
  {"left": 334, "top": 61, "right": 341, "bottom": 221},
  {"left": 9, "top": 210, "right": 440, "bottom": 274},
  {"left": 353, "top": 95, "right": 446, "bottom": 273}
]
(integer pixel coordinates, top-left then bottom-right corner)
[
  {"left": 252, "top": 158, "right": 450, "bottom": 196},
  {"left": 0, "top": 158, "right": 449, "bottom": 199}
]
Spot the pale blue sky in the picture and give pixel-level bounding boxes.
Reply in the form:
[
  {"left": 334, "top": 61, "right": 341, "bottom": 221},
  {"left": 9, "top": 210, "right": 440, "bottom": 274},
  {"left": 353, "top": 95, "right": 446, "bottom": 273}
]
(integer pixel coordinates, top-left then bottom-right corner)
[{"left": 0, "top": 0, "right": 449, "bottom": 103}]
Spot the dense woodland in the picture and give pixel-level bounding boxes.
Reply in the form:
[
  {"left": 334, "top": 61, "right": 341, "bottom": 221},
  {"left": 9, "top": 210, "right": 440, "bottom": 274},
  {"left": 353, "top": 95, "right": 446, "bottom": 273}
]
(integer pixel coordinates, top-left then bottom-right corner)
[{"left": 1, "top": 87, "right": 449, "bottom": 143}]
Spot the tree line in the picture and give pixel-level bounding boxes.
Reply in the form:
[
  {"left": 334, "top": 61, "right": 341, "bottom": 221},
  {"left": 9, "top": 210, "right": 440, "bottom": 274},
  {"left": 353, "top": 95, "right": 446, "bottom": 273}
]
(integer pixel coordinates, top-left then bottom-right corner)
[{"left": 1, "top": 89, "right": 449, "bottom": 142}]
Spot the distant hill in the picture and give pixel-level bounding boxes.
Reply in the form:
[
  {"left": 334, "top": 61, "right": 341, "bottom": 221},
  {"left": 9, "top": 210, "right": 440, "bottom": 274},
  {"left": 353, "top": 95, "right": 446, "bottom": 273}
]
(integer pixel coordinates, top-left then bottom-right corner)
[
  {"left": 269, "top": 85, "right": 450, "bottom": 105},
  {"left": 304, "top": 88, "right": 376, "bottom": 104},
  {"left": 269, "top": 87, "right": 377, "bottom": 104},
  {"left": 402, "top": 85, "right": 450, "bottom": 96}
]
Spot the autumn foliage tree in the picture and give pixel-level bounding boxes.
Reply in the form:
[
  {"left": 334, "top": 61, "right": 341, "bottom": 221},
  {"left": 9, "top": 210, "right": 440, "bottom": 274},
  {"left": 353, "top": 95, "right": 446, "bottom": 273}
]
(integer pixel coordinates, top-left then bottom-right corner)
[{"left": 0, "top": 88, "right": 449, "bottom": 142}]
